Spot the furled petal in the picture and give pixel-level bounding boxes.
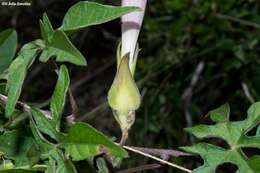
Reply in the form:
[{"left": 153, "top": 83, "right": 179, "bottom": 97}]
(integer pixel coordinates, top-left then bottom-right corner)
[{"left": 121, "top": 0, "right": 147, "bottom": 66}]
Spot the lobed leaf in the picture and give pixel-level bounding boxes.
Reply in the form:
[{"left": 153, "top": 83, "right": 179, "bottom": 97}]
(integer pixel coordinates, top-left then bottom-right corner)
[
  {"left": 181, "top": 143, "right": 260, "bottom": 173},
  {"left": 182, "top": 102, "right": 260, "bottom": 173},
  {"left": 208, "top": 103, "right": 230, "bottom": 122}
]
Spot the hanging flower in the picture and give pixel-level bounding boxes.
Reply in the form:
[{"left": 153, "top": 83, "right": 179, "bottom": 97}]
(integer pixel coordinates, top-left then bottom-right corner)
[{"left": 107, "top": 0, "right": 147, "bottom": 144}]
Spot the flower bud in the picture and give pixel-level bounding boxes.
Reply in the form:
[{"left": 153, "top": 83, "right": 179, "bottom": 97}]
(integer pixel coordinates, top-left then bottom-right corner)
[{"left": 107, "top": 54, "right": 141, "bottom": 131}]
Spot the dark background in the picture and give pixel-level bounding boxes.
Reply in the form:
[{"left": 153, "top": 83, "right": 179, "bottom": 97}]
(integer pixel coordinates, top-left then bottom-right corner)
[{"left": 1, "top": 0, "right": 260, "bottom": 172}]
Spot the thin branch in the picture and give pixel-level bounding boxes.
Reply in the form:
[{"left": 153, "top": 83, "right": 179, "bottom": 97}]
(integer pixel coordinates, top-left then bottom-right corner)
[
  {"left": 127, "top": 146, "right": 191, "bottom": 160},
  {"left": 117, "top": 163, "right": 161, "bottom": 173},
  {"left": 66, "top": 89, "right": 79, "bottom": 123},
  {"left": 241, "top": 82, "right": 255, "bottom": 104},
  {"left": 122, "top": 145, "right": 192, "bottom": 173},
  {"left": 69, "top": 89, "right": 78, "bottom": 115},
  {"left": 181, "top": 61, "right": 204, "bottom": 142},
  {"left": 214, "top": 13, "right": 260, "bottom": 29},
  {"left": 0, "top": 94, "right": 51, "bottom": 119}
]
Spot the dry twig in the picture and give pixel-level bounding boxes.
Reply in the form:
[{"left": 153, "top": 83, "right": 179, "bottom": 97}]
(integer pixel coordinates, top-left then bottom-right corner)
[
  {"left": 122, "top": 145, "right": 192, "bottom": 173},
  {"left": 127, "top": 146, "right": 191, "bottom": 160}
]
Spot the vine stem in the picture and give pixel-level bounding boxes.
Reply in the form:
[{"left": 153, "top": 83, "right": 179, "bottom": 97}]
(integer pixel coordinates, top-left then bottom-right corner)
[
  {"left": 122, "top": 145, "right": 192, "bottom": 173},
  {"left": 0, "top": 93, "right": 192, "bottom": 172}
]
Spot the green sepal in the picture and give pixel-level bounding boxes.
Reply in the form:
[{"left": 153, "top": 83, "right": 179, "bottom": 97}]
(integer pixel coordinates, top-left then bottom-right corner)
[{"left": 107, "top": 54, "right": 141, "bottom": 131}]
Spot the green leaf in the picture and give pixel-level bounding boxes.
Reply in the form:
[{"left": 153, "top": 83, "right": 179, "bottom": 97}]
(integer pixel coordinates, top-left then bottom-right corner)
[
  {"left": 31, "top": 108, "right": 60, "bottom": 141},
  {"left": 11, "top": 137, "right": 35, "bottom": 167},
  {"left": 246, "top": 101, "right": 260, "bottom": 127},
  {"left": 5, "top": 57, "right": 27, "bottom": 118},
  {"left": 61, "top": 122, "right": 128, "bottom": 161},
  {"left": 39, "top": 13, "right": 54, "bottom": 42},
  {"left": 50, "top": 65, "right": 70, "bottom": 130},
  {"left": 96, "top": 158, "right": 109, "bottom": 173},
  {"left": 26, "top": 143, "right": 41, "bottom": 166},
  {"left": 5, "top": 43, "right": 39, "bottom": 117},
  {"left": 49, "top": 150, "right": 77, "bottom": 173},
  {"left": 39, "top": 14, "right": 86, "bottom": 66},
  {"left": 248, "top": 156, "right": 260, "bottom": 172},
  {"left": 0, "top": 130, "right": 36, "bottom": 167},
  {"left": 45, "top": 158, "right": 56, "bottom": 173},
  {"left": 0, "top": 29, "right": 17, "bottom": 74},
  {"left": 39, "top": 30, "right": 86, "bottom": 66},
  {"left": 60, "top": 1, "right": 139, "bottom": 32},
  {"left": 208, "top": 103, "right": 230, "bottom": 122},
  {"left": 0, "top": 130, "right": 19, "bottom": 156},
  {"left": 0, "top": 170, "right": 36, "bottom": 173},
  {"left": 29, "top": 121, "right": 54, "bottom": 157},
  {"left": 182, "top": 102, "right": 260, "bottom": 173},
  {"left": 181, "top": 143, "right": 259, "bottom": 173},
  {"left": 30, "top": 119, "right": 77, "bottom": 173},
  {"left": 257, "top": 125, "right": 260, "bottom": 136}
]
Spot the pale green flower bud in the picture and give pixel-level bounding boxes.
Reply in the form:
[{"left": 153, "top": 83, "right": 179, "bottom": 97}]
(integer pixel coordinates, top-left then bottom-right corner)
[{"left": 107, "top": 54, "right": 141, "bottom": 132}]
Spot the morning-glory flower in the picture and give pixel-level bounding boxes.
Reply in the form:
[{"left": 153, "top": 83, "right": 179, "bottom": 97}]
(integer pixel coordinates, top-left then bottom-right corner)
[{"left": 107, "top": 0, "right": 147, "bottom": 144}]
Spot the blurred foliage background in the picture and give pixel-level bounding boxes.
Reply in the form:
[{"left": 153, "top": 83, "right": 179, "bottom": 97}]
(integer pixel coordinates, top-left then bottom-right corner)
[{"left": 1, "top": 0, "right": 260, "bottom": 172}]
